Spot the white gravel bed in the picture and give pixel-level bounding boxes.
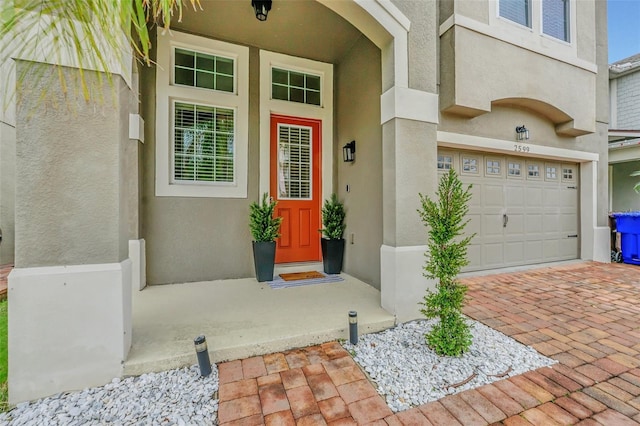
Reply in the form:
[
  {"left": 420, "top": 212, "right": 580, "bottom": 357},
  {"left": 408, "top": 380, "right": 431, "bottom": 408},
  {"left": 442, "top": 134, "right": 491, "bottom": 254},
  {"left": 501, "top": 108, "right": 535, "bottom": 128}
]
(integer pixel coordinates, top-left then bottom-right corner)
[
  {"left": 342, "top": 318, "right": 556, "bottom": 413},
  {"left": 0, "top": 365, "right": 219, "bottom": 426}
]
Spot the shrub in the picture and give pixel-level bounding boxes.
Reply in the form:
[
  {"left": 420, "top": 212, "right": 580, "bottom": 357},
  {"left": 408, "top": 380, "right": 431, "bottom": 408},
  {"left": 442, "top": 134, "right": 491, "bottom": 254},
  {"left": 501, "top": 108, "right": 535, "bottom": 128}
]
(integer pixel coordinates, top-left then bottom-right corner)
[
  {"left": 418, "top": 169, "right": 475, "bottom": 356},
  {"left": 249, "top": 193, "right": 283, "bottom": 242},
  {"left": 320, "top": 193, "right": 346, "bottom": 240}
]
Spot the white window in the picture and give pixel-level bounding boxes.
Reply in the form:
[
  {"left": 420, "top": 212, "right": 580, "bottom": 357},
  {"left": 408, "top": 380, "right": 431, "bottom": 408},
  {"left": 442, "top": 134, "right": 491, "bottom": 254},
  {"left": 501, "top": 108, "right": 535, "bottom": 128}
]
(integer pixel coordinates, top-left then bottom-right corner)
[
  {"left": 437, "top": 155, "right": 453, "bottom": 170},
  {"left": 546, "top": 165, "right": 558, "bottom": 180},
  {"left": 508, "top": 162, "right": 522, "bottom": 177},
  {"left": 486, "top": 159, "right": 501, "bottom": 175},
  {"left": 528, "top": 164, "right": 540, "bottom": 178},
  {"left": 543, "top": 0, "right": 570, "bottom": 42},
  {"left": 462, "top": 156, "right": 479, "bottom": 174},
  {"left": 499, "top": 0, "right": 531, "bottom": 27},
  {"left": 156, "top": 31, "right": 249, "bottom": 198}
]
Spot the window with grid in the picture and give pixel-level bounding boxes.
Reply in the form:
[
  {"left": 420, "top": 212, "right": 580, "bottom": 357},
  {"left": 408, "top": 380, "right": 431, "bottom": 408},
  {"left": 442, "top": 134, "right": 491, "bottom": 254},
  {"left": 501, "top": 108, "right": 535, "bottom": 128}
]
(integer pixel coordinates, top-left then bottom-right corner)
[
  {"left": 486, "top": 159, "right": 501, "bottom": 175},
  {"left": 462, "top": 157, "right": 479, "bottom": 173},
  {"left": 562, "top": 167, "right": 574, "bottom": 180},
  {"left": 508, "top": 162, "right": 522, "bottom": 176},
  {"left": 272, "top": 68, "right": 321, "bottom": 106},
  {"left": 546, "top": 166, "right": 558, "bottom": 180},
  {"left": 278, "top": 125, "right": 312, "bottom": 199},
  {"left": 437, "top": 155, "right": 453, "bottom": 170},
  {"left": 528, "top": 164, "right": 540, "bottom": 178},
  {"left": 174, "top": 48, "right": 234, "bottom": 92},
  {"left": 499, "top": 0, "right": 531, "bottom": 27},
  {"left": 173, "top": 102, "right": 235, "bottom": 183},
  {"left": 543, "top": 0, "right": 570, "bottom": 42}
]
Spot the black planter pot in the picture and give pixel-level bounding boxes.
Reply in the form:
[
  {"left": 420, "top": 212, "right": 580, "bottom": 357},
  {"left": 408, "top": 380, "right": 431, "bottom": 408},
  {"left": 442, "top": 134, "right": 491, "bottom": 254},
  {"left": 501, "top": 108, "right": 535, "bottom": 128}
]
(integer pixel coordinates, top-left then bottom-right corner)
[
  {"left": 321, "top": 238, "right": 345, "bottom": 274},
  {"left": 252, "top": 241, "right": 276, "bottom": 282}
]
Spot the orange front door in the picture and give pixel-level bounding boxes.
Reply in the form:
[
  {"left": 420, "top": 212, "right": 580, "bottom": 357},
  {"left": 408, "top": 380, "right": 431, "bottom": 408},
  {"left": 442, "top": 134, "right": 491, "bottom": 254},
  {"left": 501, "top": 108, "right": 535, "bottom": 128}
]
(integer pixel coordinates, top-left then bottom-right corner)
[{"left": 270, "top": 114, "right": 321, "bottom": 263}]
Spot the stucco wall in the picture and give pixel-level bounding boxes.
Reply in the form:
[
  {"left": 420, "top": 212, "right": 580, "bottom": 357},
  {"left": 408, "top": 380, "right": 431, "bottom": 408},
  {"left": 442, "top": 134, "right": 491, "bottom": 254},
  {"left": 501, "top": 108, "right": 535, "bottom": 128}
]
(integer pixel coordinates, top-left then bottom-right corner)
[
  {"left": 336, "top": 36, "right": 383, "bottom": 289},
  {"left": 140, "top": 45, "right": 257, "bottom": 285},
  {"left": 15, "top": 62, "right": 130, "bottom": 267},
  {"left": 0, "top": 122, "right": 15, "bottom": 265},
  {"left": 612, "top": 161, "right": 640, "bottom": 212}
]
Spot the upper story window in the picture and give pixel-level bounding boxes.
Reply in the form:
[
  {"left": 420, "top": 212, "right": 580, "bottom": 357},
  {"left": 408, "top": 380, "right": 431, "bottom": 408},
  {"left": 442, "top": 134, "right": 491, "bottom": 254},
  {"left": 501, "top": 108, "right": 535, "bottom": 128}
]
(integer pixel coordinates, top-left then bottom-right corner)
[
  {"left": 542, "top": 0, "right": 570, "bottom": 42},
  {"left": 272, "top": 68, "right": 321, "bottom": 106},
  {"left": 499, "top": 0, "right": 531, "bottom": 27},
  {"left": 174, "top": 48, "right": 235, "bottom": 92}
]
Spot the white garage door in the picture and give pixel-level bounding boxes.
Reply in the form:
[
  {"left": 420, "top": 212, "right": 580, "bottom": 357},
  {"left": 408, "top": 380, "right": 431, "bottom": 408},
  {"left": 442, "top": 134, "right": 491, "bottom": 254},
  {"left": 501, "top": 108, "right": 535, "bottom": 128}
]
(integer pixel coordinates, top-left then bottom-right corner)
[{"left": 437, "top": 149, "right": 579, "bottom": 272}]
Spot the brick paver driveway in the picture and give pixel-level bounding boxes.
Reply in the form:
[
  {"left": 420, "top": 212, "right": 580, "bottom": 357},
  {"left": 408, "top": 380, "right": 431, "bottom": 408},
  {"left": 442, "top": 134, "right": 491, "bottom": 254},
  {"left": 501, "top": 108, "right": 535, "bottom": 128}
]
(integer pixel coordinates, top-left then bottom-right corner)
[{"left": 218, "top": 262, "right": 640, "bottom": 425}]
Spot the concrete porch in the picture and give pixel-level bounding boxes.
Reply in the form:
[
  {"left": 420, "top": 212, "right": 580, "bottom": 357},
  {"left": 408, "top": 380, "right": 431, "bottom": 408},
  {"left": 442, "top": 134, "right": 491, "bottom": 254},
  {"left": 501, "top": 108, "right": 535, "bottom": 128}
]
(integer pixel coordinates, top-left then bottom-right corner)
[{"left": 124, "top": 271, "right": 396, "bottom": 377}]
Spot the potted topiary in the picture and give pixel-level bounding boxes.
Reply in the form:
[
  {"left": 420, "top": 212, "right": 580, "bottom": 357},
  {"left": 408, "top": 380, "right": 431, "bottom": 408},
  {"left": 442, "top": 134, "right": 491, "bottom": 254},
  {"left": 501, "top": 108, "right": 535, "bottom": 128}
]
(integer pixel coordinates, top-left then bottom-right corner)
[
  {"left": 319, "top": 193, "right": 346, "bottom": 274},
  {"left": 249, "top": 193, "right": 283, "bottom": 282}
]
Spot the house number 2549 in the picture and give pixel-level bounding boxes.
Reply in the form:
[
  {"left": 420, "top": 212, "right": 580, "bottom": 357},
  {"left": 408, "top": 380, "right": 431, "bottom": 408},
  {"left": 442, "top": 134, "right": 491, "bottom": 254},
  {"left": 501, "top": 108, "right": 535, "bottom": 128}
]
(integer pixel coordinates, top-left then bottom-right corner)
[{"left": 514, "top": 144, "right": 530, "bottom": 153}]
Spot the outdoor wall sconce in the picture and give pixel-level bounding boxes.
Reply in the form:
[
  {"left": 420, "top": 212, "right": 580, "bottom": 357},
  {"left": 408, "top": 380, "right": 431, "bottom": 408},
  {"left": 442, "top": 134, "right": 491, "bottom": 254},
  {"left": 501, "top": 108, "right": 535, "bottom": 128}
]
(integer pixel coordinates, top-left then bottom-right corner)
[
  {"left": 515, "top": 125, "right": 530, "bottom": 141},
  {"left": 343, "top": 140, "right": 356, "bottom": 162},
  {"left": 251, "top": 0, "right": 272, "bottom": 21}
]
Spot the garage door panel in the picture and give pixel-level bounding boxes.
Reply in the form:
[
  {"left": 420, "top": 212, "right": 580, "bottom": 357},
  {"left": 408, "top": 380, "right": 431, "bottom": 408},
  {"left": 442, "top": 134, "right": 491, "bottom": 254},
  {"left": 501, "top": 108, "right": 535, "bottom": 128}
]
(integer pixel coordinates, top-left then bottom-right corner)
[
  {"left": 466, "top": 245, "right": 483, "bottom": 269},
  {"left": 525, "top": 240, "right": 544, "bottom": 262},
  {"left": 543, "top": 240, "right": 559, "bottom": 259},
  {"left": 483, "top": 213, "right": 504, "bottom": 237},
  {"left": 505, "top": 213, "right": 524, "bottom": 235},
  {"left": 526, "top": 214, "right": 543, "bottom": 234},
  {"left": 559, "top": 238, "right": 579, "bottom": 258},
  {"left": 505, "top": 185, "right": 525, "bottom": 208},
  {"left": 504, "top": 241, "right": 524, "bottom": 263},
  {"left": 526, "top": 186, "right": 544, "bottom": 207},
  {"left": 561, "top": 213, "right": 578, "bottom": 234},
  {"left": 484, "top": 184, "right": 504, "bottom": 207},
  {"left": 543, "top": 214, "right": 560, "bottom": 232},
  {"left": 543, "top": 188, "right": 560, "bottom": 206},
  {"left": 484, "top": 243, "right": 504, "bottom": 265}
]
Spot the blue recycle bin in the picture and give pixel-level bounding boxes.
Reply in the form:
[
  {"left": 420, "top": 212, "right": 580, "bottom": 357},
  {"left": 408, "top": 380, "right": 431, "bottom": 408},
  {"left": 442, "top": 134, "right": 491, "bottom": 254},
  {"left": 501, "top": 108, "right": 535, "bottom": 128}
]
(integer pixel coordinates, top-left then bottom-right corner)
[{"left": 613, "top": 212, "right": 640, "bottom": 265}]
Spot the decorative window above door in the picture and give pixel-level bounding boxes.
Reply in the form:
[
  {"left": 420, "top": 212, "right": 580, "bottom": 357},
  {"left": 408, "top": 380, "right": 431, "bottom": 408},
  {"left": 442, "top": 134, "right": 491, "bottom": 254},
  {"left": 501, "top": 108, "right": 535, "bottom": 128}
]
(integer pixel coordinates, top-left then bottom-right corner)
[{"left": 271, "top": 68, "right": 321, "bottom": 106}]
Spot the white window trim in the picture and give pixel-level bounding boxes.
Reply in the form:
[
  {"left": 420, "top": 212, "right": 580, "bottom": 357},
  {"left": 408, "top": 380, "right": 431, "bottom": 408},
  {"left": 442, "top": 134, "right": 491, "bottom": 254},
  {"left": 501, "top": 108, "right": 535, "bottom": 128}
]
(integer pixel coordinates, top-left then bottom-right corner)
[
  {"left": 155, "top": 30, "right": 249, "bottom": 198},
  {"left": 259, "top": 50, "right": 333, "bottom": 201}
]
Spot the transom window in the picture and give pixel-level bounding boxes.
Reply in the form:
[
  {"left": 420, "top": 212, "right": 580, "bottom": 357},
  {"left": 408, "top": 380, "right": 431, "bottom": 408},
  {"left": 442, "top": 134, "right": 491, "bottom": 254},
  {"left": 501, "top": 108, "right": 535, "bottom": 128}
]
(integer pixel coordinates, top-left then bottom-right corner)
[
  {"left": 173, "top": 102, "right": 234, "bottom": 183},
  {"left": 174, "top": 48, "right": 234, "bottom": 92},
  {"left": 278, "top": 125, "right": 312, "bottom": 199},
  {"left": 486, "top": 159, "right": 501, "bottom": 175},
  {"left": 437, "top": 155, "right": 453, "bottom": 170},
  {"left": 528, "top": 164, "right": 540, "bottom": 178},
  {"left": 543, "top": 0, "right": 570, "bottom": 42},
  {"left": 462, "top": 157, "right": 479, "bottom": 173},
  {"left": 508, "top": 162, "right": 522, "bottom": 176},
  {"left": 272, "top": 68, "right": 321, "bottom": 106},
  {"left": 499, "top": 0, "right": 531, "bottom": 27},
  {"left": 546, "top": 166, "right": 558, "bottom": 179}
]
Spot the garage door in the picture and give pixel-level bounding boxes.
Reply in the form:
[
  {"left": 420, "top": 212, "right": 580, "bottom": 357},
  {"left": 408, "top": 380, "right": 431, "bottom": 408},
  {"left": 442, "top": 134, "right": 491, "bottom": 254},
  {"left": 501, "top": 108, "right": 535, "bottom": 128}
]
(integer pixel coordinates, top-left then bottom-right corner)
[{"left": 437, "top": 149, "right": 579, "bottom": 271}]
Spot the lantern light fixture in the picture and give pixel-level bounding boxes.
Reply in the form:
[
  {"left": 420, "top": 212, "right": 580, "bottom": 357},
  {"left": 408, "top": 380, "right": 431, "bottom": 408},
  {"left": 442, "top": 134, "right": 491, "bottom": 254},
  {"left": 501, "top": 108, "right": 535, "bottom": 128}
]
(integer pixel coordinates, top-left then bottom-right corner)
[
  {"left": 251, "top": 0, "right": 272, "bottom": 21},
  {"left": 343, "top": 140, "right": 356, "bottom": 163},
  {"left": 515, "top": 125, "right": 529, "bottom": 141}
]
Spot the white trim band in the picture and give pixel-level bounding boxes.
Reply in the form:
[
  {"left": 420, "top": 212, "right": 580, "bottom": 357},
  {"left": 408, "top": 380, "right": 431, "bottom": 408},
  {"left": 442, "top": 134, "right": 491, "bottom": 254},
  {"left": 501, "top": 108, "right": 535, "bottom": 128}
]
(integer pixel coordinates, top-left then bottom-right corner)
[{"left": 381, "top": 87, "right": 439, "bottom": 125}]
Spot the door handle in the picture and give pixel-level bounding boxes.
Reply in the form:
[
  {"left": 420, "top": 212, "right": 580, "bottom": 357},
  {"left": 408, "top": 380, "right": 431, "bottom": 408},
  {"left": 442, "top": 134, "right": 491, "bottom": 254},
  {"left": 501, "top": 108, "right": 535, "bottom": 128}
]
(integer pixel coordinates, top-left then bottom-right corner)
[{"left": 503, "top": 214, "right": 508, "bottom": 228}]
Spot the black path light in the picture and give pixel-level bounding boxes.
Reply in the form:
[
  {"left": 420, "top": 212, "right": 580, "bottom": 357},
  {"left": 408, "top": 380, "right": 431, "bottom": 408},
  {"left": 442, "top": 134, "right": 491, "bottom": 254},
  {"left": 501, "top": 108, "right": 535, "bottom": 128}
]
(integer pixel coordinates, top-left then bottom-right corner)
[
  {"left": 252, "top": 0, "right": 272, "bottom": 21},
  {"left": 194, "top": 335, "right": 212, "bottom": 376},
  {"left": 349, "top": 311, "right": 358, "bottom": 345}
]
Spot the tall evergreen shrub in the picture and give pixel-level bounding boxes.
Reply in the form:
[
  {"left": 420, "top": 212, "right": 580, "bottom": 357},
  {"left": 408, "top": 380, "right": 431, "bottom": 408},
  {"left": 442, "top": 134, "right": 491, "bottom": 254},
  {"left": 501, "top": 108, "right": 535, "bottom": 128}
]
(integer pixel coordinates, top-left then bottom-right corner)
[{"left": 418, "top": 169, "right": 475, "bottom": 356}]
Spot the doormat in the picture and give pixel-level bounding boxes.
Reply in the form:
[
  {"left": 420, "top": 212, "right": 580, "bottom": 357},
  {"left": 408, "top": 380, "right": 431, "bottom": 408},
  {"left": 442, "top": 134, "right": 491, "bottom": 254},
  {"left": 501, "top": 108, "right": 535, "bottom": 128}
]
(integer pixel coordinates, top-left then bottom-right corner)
[
  {"left": 267, "top": 272, "right": 344, "bottom": 289},
  {"left": 279, "top": 271, "right": 325, "bottom": 281}
]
